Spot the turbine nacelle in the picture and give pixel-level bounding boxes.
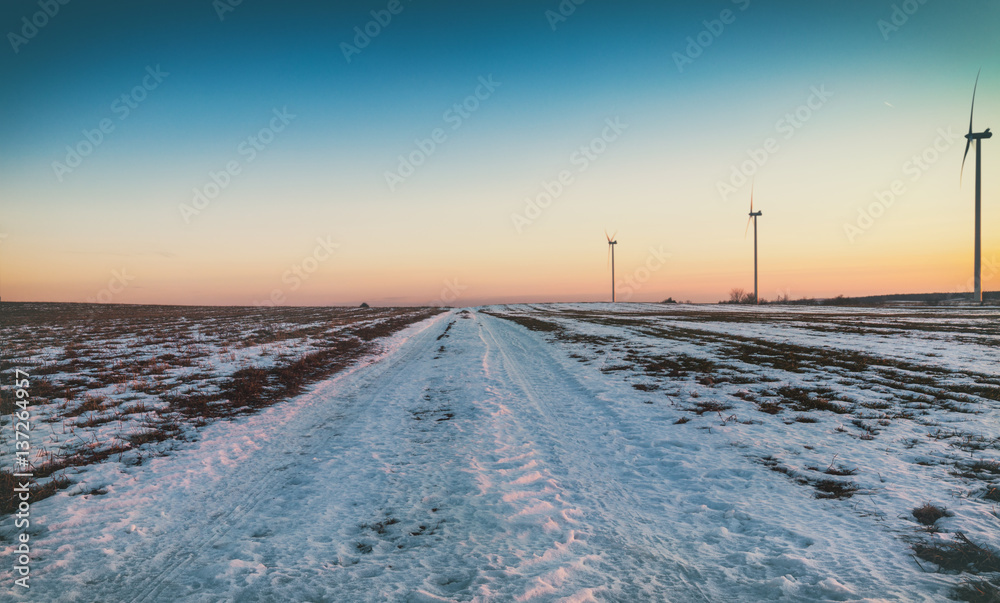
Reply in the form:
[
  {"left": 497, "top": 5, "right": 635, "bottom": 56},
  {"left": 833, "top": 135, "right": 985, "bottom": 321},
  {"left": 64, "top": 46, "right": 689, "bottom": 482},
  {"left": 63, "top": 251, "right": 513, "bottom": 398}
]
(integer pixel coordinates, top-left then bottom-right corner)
[
  {"left": 745, "top": 182, "right": 761, "bottom": 237},
  {"left": 961, "top": 70, "right": 991, "bottom": 181},
  {"left": 966, "top": 128, "right": 993, "bottom": 141}
]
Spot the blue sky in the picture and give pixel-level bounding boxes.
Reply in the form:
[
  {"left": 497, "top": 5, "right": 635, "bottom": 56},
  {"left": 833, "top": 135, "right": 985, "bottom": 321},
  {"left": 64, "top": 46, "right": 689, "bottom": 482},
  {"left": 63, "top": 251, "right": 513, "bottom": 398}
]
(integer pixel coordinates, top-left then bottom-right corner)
[{"left": 1, "top": 0, "right": 998, "bottom": 305}]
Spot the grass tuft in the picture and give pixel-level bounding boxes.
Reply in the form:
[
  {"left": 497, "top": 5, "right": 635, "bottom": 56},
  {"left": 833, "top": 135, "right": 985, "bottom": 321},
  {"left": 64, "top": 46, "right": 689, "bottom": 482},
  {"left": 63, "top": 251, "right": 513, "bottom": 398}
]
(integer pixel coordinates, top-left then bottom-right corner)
[
  {"left": 912, "top": 503, "right": 949, "bottom": 526},
  {"left": 913, "top": 532, "right": 1000, "bottom": 573},
  {"left": 685, "top": 400, "right": 731, "bottom": 415},
  {"left": 812, "top": 479, "right": 860, "bottom": 499},
  {"left": 0, "top": 470, "right": 72, "bottom": 514},
  {"left": 954, "top": 578, "right": 1000, "bottom": 603}
]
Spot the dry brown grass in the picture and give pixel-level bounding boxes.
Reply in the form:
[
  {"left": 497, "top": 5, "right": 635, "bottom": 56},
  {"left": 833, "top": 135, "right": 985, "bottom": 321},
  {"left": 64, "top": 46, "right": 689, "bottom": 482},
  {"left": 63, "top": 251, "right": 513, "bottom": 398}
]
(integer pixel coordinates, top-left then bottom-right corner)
[
  {"left": 912, "top": 503, "right": 949, "bottom": 526},
  {"left": 0, "top": 302, "right": 443, "bottom": 514},
  {"left": 913, "top": 532, "right": 1000, "bottom": 573}
]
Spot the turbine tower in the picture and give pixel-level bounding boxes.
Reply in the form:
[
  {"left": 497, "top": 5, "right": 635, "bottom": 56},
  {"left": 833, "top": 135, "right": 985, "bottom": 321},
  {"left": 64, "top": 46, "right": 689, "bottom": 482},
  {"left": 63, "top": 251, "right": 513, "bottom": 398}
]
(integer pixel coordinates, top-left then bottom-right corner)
[
  {"left": 745, "top": 183, "right": 763, "bottom": 305},
  {"left": 961, "top": 70, "right": 992, "bottom": 304},
  {"left": 606, "top": 231, "right": 618, "bottom": 302}
]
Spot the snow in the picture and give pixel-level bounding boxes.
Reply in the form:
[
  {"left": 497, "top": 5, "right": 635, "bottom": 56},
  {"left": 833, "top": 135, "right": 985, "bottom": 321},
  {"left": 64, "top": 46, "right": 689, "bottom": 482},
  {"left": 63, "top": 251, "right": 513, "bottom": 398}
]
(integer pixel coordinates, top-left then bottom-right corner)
[{"left": 3, "top": 304, "right": 999, "bottom": 601}]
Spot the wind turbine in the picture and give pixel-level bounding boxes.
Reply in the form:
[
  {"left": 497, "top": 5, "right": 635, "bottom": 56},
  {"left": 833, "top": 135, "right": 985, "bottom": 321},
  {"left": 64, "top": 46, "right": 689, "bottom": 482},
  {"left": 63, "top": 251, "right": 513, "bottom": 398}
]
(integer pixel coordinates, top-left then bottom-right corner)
[
  {"left": 606, "top": 230, "right": 618, "bottom": 302},
  {"left": 745, "top": 182, "right": 763, "bottom": 305},
  {"left": 961, "top": 69, "right": 992, "bottom": 304}
]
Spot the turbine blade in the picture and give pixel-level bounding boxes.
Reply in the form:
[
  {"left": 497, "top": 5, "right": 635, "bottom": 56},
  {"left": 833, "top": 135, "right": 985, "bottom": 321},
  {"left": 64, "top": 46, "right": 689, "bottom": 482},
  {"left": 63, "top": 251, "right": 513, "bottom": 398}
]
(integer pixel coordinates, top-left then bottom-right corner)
[
  {"left": 960, "top": 69, "right": 980, "bottom": 183},
  {"left": 610, "top": 231, "right": 617, "bottom": 242},
  {"left": 962, "top": 139, "right": 972, "bottom": 182},
  {"left": 750, "top": 179, "right": 754, "bottom": 213},
  {"left": 969, "top": 68, "right": 980, "bottom": 136},
  {"left": 745, "top": 216, "right": 752, "bottom": 238},
  {"left": 607, "top": 243, "right": 611, "bottom": 268},
  {"left": 605, "top": 229, "right": 611, "bottom": 243}
]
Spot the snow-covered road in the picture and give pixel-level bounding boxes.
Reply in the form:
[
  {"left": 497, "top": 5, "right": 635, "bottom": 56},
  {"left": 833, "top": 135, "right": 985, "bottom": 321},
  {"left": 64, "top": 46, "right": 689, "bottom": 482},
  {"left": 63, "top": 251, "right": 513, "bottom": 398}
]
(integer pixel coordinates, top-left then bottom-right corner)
[{"left": 13, "top": 310, "right": 950, "bottom": 601}]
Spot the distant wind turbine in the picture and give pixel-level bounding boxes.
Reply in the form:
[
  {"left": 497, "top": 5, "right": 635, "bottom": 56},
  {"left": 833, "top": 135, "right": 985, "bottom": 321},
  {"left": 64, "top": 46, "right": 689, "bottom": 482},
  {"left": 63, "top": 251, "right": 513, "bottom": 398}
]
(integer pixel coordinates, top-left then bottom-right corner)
[
  {"left": 961, "top": 69, "right": 992, "bottom": 304},
  {"left": 606, "top": 230, "right": 618, "bottom": 302},
  {"left": 745, "top": 182, "right": 763, "bottom": 305}
]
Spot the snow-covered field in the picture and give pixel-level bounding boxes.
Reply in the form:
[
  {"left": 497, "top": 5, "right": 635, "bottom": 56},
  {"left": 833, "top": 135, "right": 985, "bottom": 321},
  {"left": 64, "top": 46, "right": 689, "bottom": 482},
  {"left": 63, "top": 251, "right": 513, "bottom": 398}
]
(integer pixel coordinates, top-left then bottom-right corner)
[
  {"left": 0, "top": 303, "right": 442, "bottom": 511},
  {"left": 3, "top": 303, "right": 1000, "bottom": 601}
]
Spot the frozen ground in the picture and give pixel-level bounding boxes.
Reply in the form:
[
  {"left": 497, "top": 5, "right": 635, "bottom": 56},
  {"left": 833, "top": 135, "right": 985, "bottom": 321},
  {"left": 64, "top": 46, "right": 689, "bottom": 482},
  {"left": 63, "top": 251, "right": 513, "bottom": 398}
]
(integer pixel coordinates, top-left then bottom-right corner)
[
  {"left": 0, "top": 303, "right": 441, "bottom": 505},
  {"left": 2, "top": 303, "right": 1000, "bottom": 601}
]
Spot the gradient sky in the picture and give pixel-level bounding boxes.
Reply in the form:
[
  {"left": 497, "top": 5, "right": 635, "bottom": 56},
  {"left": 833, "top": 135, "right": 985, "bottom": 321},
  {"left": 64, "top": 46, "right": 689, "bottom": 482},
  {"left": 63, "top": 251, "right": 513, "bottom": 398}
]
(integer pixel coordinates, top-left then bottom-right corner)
[{"left": 1, "top": 0, "right": 998, "bottom": 306}]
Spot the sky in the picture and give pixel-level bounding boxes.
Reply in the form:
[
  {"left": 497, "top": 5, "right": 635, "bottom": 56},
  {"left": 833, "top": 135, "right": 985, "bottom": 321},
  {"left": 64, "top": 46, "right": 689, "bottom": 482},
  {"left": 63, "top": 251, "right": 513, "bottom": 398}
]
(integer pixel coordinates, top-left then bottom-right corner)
[{"left": 0, "top": 0, "right": 998, "bottom": 306}]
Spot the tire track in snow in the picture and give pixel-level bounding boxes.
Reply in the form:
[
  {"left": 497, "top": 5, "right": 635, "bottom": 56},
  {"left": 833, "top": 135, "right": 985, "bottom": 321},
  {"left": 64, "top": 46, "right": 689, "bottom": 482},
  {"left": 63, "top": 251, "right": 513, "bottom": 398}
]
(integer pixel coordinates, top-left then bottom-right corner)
[
  {"left": 456, "top": 315, "right": 617, "bottom": 601},
  {"left": 333, "top": 317, "right": 489, "bottom": 601},
  {"left": 476, "top": 313, "right": 714, "bottom": 602}
]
